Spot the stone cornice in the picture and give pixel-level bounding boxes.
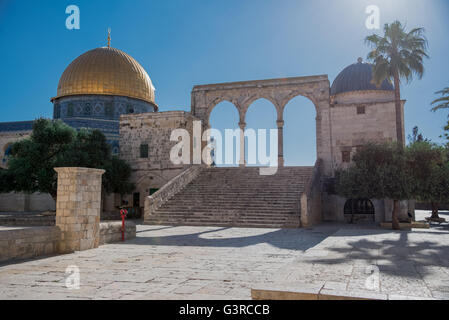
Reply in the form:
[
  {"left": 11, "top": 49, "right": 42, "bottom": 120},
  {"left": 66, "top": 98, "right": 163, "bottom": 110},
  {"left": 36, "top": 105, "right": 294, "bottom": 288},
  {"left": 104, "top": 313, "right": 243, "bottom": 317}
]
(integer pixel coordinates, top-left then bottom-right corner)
[
  {"left": 330, "top": 89, "right": 394, "bottom": 99},
  {"left": 331, "top": 99, "right": 406, "bottom": 108},
  {"left": 192, "top": 75, "right": 329, "bottom": 92}
]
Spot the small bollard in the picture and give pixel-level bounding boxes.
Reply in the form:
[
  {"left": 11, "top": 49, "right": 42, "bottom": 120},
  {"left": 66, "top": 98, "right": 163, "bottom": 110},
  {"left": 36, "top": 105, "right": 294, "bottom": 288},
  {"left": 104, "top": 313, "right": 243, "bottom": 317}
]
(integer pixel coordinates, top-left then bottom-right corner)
[{"left": 120, "top": 209, "right": 128, "bottom": 242}]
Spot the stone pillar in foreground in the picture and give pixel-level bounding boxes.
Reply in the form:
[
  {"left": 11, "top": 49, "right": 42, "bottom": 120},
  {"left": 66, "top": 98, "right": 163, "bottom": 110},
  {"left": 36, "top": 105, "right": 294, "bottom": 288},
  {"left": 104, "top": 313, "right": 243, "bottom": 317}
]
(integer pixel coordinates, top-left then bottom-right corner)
[{"left": 54, "top": 167, "right": 105, "bottom": 254}]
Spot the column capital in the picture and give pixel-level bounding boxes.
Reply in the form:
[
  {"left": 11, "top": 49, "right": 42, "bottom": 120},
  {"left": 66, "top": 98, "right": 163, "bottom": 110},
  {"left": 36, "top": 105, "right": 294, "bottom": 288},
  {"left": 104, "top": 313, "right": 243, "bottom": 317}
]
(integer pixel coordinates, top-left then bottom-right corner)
[
  {"left": 276, "top": 120, "right": 285, "bottom": 128},
  {"left": 238, "top": 122, "right": 246, "bottom": 129},
  {"left": 54, "top": 167, "right": 105, "bottom": 176}
]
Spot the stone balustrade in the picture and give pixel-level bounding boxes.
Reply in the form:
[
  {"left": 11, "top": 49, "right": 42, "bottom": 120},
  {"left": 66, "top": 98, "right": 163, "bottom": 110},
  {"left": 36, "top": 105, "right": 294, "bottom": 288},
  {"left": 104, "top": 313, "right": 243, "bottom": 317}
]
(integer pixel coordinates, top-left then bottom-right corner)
[
  {"left": 144, "top": 165, "right": 203, "bottom": 222},
  {"left": 300, "top": 159, "right": 323, "bottom": 227}
]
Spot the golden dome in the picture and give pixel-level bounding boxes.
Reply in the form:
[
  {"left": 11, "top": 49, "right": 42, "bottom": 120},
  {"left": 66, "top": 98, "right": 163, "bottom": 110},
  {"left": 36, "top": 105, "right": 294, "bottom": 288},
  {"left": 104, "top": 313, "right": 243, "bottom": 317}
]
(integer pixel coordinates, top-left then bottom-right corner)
[{"left": 53, "top": 47, "right": 156, "bottom": 107}]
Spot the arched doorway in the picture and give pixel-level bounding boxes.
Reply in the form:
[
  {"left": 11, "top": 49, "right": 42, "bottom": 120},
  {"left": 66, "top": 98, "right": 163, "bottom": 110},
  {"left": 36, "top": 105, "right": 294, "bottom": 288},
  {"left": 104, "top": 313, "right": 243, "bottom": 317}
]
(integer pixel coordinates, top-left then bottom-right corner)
[{"left": 344, "top": 199, "right": 375, "bottom": 223}]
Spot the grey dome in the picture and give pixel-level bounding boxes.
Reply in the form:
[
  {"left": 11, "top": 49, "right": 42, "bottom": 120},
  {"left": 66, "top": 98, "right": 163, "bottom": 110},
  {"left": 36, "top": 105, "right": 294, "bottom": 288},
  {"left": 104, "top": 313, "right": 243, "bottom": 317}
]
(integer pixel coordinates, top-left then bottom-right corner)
[{"left": 331, "top": 59, "right": 394, "bottom": 95}]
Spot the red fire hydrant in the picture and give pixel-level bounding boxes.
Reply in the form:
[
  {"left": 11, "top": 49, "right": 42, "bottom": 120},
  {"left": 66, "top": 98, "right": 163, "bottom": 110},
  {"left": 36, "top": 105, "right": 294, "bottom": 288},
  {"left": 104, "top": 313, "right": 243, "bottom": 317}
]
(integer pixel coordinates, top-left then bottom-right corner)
[{"left": 120, "top": 209, "right": 128, "bottom": 242}]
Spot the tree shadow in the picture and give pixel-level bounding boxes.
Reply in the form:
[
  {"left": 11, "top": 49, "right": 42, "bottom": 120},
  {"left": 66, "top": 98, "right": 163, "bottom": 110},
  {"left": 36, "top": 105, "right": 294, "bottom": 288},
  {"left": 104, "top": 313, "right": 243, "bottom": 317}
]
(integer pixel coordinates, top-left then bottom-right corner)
[
  {"left": 127, "top": 225, "right": 342, "bottom": 252},
  {"left": 428, "top": 211, "right": 449, "bottom": 232},
  {"left": 305, "top": 227, "right": 449, "bottom": 278}
]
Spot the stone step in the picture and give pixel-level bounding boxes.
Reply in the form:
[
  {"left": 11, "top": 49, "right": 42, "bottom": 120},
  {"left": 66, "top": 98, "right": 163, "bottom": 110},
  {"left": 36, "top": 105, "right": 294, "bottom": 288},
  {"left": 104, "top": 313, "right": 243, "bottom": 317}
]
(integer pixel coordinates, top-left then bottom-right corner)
[
  {"left": 186, "top": 189, "right": 304, "bottom": 192},
  {"left": 163, "top": 206, "right": 297, "bottom": 210},
  {"left": 157, "top": 207, "right": 297, "bottom": 213},
  {"left": 170, "top": 193, "right": 301, "bottom": 198},
  {"left": 145, "top": 220, "right": 300, "bottom": 228},
  {"left": 146, "top": 219, "right": 300, "bottom": 226},
  {"left": 148, "top": 215, "right": 299, "bottom": 221},
  {"left": 151, "top": 211, "right": 299, "bottom": 217},
  {"left": 148, "top": 166, "right": 313, "bottom": 228},
  {"left": 146, "top": 215, "right": 300, "bottom": 224}
]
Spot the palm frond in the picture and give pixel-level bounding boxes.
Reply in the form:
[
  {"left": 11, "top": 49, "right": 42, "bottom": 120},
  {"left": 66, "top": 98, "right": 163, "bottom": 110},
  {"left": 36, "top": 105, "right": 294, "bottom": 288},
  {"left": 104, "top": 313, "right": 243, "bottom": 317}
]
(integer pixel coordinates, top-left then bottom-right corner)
[
  {"left": 431, "top": 87, "right": 449, "bottom": 112},
  {"left": 364, "top": 21, "right": 428, "bottom": 90}
]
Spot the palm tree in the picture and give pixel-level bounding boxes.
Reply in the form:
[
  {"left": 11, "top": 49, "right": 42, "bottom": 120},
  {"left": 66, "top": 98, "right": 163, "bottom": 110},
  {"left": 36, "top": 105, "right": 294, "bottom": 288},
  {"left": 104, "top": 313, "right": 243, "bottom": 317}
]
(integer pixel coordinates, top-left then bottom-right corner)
[
  {"left": 365, "top": 21, "right": 429, "bottom": 145},
  {"left": 431, "top": 87, "right": 449, "bottom": 112}
]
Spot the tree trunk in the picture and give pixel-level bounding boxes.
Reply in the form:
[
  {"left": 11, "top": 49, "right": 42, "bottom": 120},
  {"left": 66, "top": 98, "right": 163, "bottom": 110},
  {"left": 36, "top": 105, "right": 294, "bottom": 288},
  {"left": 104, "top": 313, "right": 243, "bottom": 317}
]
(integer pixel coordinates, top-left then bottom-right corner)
[
  {"left": 431, "top": 202, "right": 440, "bottom": 220},
  {"left": 393, "top": 72, "right": 404, "bottom": 146},
  {"left": 50, "top": 190, "right": 57, "bottom": 204},
  {"left": 392, "top": 199, "right": 401, "bottom": 230},
  {"left": 350, "top": 200, "right": 355, "bottom": 224}
]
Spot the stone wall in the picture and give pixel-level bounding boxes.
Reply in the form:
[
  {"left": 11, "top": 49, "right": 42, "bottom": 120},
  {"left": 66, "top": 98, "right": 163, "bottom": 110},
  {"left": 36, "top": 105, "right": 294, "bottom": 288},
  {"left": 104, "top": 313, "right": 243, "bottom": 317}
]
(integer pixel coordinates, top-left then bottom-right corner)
[
  {"left": 0, "top": 192, "right": 55, "bottom": 212},
  {"left": 0, "top": 212, "right": 55, "bottom": 226},
  {"left": 99, "top": 221, "right": 136, "bottom": 245},
  {"left": 330, "top": 90, "right": 405, "bottom": 170},
  {"left": 0, "top": 221, "right": 137, "bottom": 263},
  {"left": 0, "top": 226, "right": 60, "bottom": 263},
  {"left": 119, "top": 111, "right": 199, "bottom": 207},
  {"left": 300, "top": 160, "right": 323, "bottom": 227}
]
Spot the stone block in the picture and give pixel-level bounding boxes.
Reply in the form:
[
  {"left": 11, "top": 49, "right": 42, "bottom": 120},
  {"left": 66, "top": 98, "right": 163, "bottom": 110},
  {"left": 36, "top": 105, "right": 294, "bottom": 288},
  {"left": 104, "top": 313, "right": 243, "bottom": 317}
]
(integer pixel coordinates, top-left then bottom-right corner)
[{"left": 251, "top": 283, "right": 323, "bottom": 300}]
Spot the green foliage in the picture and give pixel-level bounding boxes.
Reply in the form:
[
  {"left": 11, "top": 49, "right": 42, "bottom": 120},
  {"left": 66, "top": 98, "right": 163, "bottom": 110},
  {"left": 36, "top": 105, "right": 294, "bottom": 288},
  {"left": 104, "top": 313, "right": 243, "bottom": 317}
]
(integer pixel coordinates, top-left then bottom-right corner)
[
  {"left": 407, "top": 126, "right": 427, "bottom": 145},
  {"left": 336, "top": 140, "right": 449, "bottom": 209},
  {"left": 365, "top": 21, "right": 428, "bottom": 145},
  {"left": 431, "top": 87, "right": 449, "bottom": 113},
  {"left": 0, "top": 118, "right": 134, "bottom": 199},
  {"left": 365, "top": 21, "right": 428, "bottom": 86},
  {"left": 441, "top": 120, "right": 449, "bottom": 148},
  {"left": 102, "top": 156, "right": 134, "bottom": 195},
  {"left": 63, "top": 129, "right": 111, "bottom": 168},
  {"left": 407, "top": 141, "right": 449, "bottom": 204},
  {"left": 335, "top": 143, "right": 413, "bottom": 201},
  {"left": 3, "top": 119, "right": 75, "bottom": 198}
]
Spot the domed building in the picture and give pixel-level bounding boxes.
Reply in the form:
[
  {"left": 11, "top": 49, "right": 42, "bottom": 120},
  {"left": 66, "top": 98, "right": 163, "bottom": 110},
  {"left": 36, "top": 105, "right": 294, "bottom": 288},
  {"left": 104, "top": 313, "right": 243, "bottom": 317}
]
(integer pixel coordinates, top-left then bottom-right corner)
[
  {"left": 331, "top": 57, "right": 394, "bottom": 96},
  {"left": 324, "top": 57, "right": 408, "bottom": 224},
  {"left": 0, "top": 40, "right": 158, "bottom": 211},
  {"left": 51, "top": 44, "right": 157, "bottom": 154},
  {"left": 329, "top": 58, "right": 403, "bottom": 167}
]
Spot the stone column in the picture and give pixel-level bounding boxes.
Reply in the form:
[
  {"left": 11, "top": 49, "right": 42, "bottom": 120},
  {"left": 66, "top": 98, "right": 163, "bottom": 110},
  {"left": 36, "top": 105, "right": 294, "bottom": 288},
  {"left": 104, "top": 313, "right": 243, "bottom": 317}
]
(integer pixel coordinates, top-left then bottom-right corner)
[
  {"left": 277, "top": 120, "right": 284, "bottom": 167},
  {"left": 54, "top": 167, "right": 105, "bottom": 254},
  {"left": 238, "top": 122, "right": 246, "bottom": 167},
  {"left": 203, "top": 121, "right": 212, "bottom": 166}
]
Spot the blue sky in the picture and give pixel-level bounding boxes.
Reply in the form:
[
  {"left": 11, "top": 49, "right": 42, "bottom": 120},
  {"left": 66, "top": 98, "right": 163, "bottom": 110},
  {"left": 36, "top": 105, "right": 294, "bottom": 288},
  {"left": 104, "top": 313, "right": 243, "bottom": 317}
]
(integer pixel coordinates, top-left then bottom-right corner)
[{"left": 0, "top": 0, "right": 448, "bottom": 166}]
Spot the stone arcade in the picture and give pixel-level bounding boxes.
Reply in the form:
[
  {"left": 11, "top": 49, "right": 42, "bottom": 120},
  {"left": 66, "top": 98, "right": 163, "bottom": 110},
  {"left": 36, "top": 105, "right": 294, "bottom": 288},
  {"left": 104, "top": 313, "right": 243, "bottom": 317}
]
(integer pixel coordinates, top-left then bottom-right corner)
[{"left": 0, "top": 42, "right": 413, "bottom": 226}]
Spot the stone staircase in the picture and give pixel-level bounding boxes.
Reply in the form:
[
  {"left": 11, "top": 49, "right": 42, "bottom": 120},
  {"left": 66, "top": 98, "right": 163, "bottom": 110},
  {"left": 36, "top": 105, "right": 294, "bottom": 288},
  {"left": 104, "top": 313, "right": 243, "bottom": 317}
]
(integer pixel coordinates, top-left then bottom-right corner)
[{"left": 145, "top": 166, "right": 314, "bottom": 228}]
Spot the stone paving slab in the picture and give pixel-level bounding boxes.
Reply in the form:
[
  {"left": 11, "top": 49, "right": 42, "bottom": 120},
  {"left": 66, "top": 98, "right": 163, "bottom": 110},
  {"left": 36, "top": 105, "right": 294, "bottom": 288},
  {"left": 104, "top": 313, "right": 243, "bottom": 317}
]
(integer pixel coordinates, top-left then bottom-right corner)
[{"left": 0, "top": 210, "right": 448, "bottom": 300}]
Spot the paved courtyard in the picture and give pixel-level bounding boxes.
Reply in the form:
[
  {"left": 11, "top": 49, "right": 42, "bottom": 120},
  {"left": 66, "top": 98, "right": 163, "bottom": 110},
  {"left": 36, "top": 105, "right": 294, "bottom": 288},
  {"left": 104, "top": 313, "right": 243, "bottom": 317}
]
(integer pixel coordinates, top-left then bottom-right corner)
[{"left": 0, "top": 210, "right": 448, "bottom": 300}]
